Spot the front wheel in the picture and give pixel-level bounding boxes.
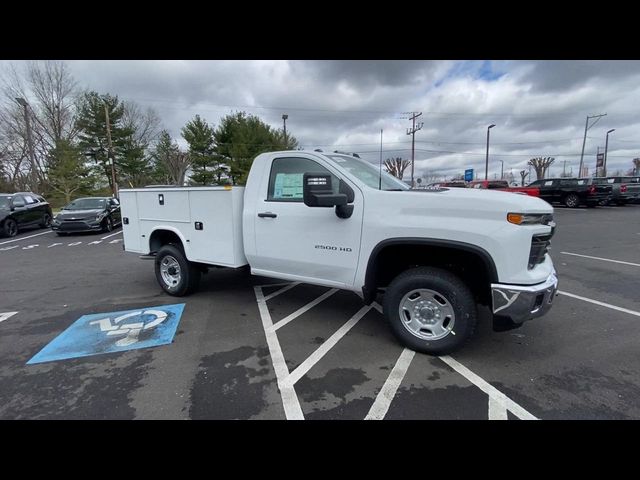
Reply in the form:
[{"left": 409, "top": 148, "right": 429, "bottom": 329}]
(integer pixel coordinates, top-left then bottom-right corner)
[
  {"left": 155, "top": 244, "right": 201, "bottom": 296},
  {"left": 2, "top": 218, "right": 18, "bottom": 237},
  {"left": 383, "top": 267, "right": 477, "bottom": 355},
  {"left": 102, "top": 216, "right": 113, "bottom": 233}
]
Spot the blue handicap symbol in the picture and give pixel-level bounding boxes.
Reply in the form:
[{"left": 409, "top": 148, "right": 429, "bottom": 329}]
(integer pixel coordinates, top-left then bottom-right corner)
[{"left": 27, "top": 303, "right": 185, "bottom": 364}]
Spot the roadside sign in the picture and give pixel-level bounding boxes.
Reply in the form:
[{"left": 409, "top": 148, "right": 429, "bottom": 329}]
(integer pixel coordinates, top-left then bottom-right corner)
[
  {"left": 596, "top": 153, "right": 604, "bottom": 167},
  {"left": 27, "top": 304, "right": 185, "bottom": 364},
  {"left": 464, "top": 169, "right": 474, "bottom": 182}
]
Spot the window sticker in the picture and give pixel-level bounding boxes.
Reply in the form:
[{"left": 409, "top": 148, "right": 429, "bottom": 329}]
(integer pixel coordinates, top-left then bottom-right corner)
[{"left": 274, "top": 173, "right": 303, "bottom": 199}]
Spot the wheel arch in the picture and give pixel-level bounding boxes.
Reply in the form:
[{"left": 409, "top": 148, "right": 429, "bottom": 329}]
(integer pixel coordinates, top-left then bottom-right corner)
[
  {"left": 362, "top": 238, "right": 499, "bottom": 305},
  {"left": 148, "top": 227, "right": 189, "bottom": 256}
]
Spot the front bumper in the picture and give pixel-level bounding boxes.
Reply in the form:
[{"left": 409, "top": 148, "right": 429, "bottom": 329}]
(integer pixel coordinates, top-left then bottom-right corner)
[
  {"left": 52, "top": 220, "right": 102, "bottom": 232},
  {"left": 491, "top": 269, "right": 558, "bottom": 324}
]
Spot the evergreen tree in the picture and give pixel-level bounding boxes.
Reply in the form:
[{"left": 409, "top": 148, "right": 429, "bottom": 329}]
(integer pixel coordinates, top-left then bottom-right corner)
[
  {"left": 181, "top": 115, "right": 216, "bottom": 185},
  {"left": 213, "top": 111, "right": 298, "bottom": 185},
  {"left": 75, "top": 92, "right": 134, "bottom": 191}
]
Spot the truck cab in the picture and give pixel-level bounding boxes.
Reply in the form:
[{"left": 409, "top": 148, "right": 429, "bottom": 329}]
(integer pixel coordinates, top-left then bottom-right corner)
[{"left": 121, "top": 150, "right": 558, "bottom": 355}]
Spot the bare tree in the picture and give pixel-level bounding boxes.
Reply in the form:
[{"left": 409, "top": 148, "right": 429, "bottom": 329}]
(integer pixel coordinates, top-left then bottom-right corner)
[
  {"left": 383, "top": 157, "right": 410, "bottom": 179},
  {"left": 122, "top": 101, "right": 162, "bottom": 147},
  {"left": 0, "top": 61, "right": 79, "bottom": 191},
  {"left": 633, "top": 158, "right": 640, "bottom": 175},
  {"left": 528, "top": 157, "right": 555, "bottom": 180},
  {"left": 519, "top": 170, "right": 529, "bottom": 186}
]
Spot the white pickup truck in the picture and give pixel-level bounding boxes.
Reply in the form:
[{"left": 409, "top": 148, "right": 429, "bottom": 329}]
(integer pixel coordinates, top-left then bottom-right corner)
[{"left": 120, "top": 150, "right": 558, "bottom": 354}]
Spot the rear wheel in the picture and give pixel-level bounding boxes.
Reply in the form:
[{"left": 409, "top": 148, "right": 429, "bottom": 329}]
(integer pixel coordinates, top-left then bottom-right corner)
[
  {"left": 564, "top": 193, "right": 580, "bottom": 208},
  {"left": 40, "top": 213, "right": 52, "bottom": 228},
  {"left": 2, "top": 218, "right": 18, "bottom": 237},
  {"left": 155, "top": 244, "right": 201, "bottom": 296},
  {"left": 383, "top": 267, "right": 477, "bottom": 355}
]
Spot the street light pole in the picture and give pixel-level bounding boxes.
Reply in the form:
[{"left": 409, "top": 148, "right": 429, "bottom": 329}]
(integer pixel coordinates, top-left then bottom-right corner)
[
  {"left": 485, "top": 124, "right": 495, "bottom": 180},
  {"left": 15, "top": 97, "right": 38, "bottom": 191},
  {"left": 500, "top": 160, "right": 504, "bottom": 179},
  {"left": 603, "top": 128, "right": 615, "bottom": 177},
  {"left": 282, "top": 114, "right": 288, "bottom": 147}
]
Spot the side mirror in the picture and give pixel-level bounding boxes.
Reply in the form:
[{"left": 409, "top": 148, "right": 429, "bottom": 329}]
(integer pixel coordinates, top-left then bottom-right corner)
[
  {"left": 303, "top": 173, "right": 347, "bottom": 207},
  {"left": 303, "top": 173, "right": 354, "bottom": 219}
]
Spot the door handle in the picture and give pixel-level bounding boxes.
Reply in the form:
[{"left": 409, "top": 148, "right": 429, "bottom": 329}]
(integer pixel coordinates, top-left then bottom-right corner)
[{"left": 258, "top": 212, "right": 277, "bottom": 218}]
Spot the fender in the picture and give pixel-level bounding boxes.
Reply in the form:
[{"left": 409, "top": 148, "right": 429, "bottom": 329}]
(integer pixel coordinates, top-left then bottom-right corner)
[
  {"left": 148, "top": 226, "right": 191, "bottom": 257},
  {"left": 362, "top": 237, "right": 499, "bottom": 304}
]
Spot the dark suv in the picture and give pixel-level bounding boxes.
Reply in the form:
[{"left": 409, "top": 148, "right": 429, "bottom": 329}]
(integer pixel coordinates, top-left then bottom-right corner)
[
  {"left": 0, "top": 192, "right": 53, "bottom": 237},
  {"left": 603, "top": 176, "right": 640, "bottom": 205},
  {"left": 528, "top": 177, "right": 611, "bottom": 208}
]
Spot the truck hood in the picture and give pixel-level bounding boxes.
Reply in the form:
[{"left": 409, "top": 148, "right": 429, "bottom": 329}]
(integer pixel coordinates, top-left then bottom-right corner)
[{"left": 404, "top": 187, "right": 553, "bottom": 214}]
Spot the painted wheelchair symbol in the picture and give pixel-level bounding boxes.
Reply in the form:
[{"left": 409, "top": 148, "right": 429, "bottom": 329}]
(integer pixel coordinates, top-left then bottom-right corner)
[{"left": 90, "top": 310, "right": 168, "bottom": 347}]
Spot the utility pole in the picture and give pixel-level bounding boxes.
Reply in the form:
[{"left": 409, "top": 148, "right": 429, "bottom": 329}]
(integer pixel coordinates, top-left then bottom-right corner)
[
  {"left": 104, "top": 103, "right": 117, "bottom": 197},
  {"left": 406, "top": 112, "right": 423, "bottom": 188},
  {"left": 578, "top": 113, "right": 607, "bottom": 177},
  {"left": 15, "top": 98, "right": 38, "bottom": 191},
  {"left": 596, "top": 146, "right": 600, "bottom": 176},
  {"left": 500, "top": 160, "right": 504, "bottom": 179},
  {"left": 563, "top": 159, "right": 567, "bottom": 177},
  {"left": 282, "top": 114, "right": 288, "bottom": 146}
]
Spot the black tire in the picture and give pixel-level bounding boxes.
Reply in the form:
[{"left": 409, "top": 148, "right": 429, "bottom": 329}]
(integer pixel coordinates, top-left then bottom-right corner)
[
  {"left": 40, "top": 213, "right": 52, "bottom": 228},
  {"left": 56, "top": 232, "right": 68, "bottom": 236},
  {"left": 102, "top": 216, "right": 113, "bottom": 233},
  {"left": 154, "top": 244, "right": 201, "bottom": 296},
  {"left": 2, "top": 218, "right": 18, "bottom": 238},
  {"left": 564, "top": 193, "right": 580, "bottom": 208},
  {"left": 383, "top": 267, "right": 477, "bottom": 355}
]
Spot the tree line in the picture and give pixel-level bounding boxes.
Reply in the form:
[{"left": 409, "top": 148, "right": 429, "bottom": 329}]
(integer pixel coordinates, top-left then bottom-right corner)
[{"left": 0, "top": 61, "right": 297, "bottom": 205}]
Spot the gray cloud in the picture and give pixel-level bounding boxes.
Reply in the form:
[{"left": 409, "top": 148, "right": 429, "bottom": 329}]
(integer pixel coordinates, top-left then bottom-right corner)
[{"left": 3, "top": 60, "right": 639, "bottom": 180}]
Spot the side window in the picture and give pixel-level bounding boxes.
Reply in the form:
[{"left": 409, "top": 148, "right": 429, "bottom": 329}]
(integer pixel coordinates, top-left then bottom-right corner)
[
  {"left": 12, "top": 195, "right": 25, "bottom": 206},
  {"left": 607, "top": 178, "right": 615, "bottom": 184},
  {"left": 23, "top": 195, "right": 36, "bottom": 204},
  {"left": 267, "top": 157, "right": 339, "bottom": 202},
  {"left": 544, "top": 180, "right": 554, "bottom": 186}
]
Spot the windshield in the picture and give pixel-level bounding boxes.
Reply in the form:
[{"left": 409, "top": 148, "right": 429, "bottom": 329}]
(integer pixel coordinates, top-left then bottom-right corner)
[
  {"left": 324, "top": 154, "right": 410, "bottom": 191},
  {"left": 64, "top": 198, "right": 107, "bottom": 210},
  {"left": 0, "top": 196, "right": 11, "bottom": 209}
]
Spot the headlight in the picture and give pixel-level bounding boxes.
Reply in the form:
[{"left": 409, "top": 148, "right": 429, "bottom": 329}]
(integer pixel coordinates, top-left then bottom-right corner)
[
  {"left": 96, "top": 212, "right": 107, "bottom": 221},
  {"left": 507, "top": 213, "right": 554, "bottom": 226}
]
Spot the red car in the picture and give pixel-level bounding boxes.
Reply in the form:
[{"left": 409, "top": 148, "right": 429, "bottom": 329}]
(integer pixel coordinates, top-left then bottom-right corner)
[{"left": 467, "top": 180, "right": 540, "bottom": 197}]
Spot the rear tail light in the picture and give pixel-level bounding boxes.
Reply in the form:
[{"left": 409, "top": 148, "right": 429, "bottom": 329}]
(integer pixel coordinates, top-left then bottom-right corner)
[
  {"left": 588, "top": 185, "right": 596, "bottom": 195},
  {"left": 621, "top": 184, "right": 628, "bottom": 193}
]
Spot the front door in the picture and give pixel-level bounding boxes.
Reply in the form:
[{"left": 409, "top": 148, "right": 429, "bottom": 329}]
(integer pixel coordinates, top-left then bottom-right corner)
[{"left": 252, "top": 156, "right": 364, "bottom": 288}]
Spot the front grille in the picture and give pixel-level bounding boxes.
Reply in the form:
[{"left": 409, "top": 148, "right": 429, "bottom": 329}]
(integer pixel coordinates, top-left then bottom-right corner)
[{"left": 529, "top": 233, "right": 552, "bottom": 269}]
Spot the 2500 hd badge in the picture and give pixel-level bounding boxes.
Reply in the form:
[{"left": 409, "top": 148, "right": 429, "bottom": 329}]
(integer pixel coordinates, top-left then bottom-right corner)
[{"left": 315, "top": 244, "right": 353, "bottom": 252}]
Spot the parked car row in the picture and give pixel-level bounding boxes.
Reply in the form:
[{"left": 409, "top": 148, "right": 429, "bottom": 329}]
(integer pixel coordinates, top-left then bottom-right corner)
[
  {"left": 528, "top": 176, "right": 640, "bottom": 208},
  {"left": 0, "top": 193, "right": 121, "bottom": 238},
  {"left": 427, "top": 176, "right": 640, "bottom": 208}
]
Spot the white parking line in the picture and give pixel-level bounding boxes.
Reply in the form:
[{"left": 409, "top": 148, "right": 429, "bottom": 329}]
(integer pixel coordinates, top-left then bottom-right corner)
[
  {"left": 270, "top": 288, "right": 339, "bottom": 331},
  {"left": 0, "top": 230, "right": 53, "bottom": 245},
  {"left": 561, "top": 251, "right": 640, "bottom": 267},
  {"left": 254, "top": 286, "right": 304, "bottom": 420},
  {"left": 282, "top": 304, "right": 373, "bottom": 388},
  {"left": 439, "top": 355, "right": 538, "bottom": 420},
  {"left": 264, "top": 282, "right": 301, "bottom": 301},
  {"left": 488, "top": 397, "right": 508, "bottom": 420},
  {"left": 365, "top": 348, "right": 415, "bottom": 420},
  {"left": 559, "top": 291, "right": 640, "bottom": 317},
  {"left": 101, "top": 230, "right": 122, "bottom": 240},
  {"left": 0, "top": 312, "right": 18, "bottom": 323}
]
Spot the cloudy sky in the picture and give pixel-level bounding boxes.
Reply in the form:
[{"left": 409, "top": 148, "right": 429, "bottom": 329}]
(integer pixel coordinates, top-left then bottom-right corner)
[{"left": 5, "top": 60, "right": 640, "bottom": 181}]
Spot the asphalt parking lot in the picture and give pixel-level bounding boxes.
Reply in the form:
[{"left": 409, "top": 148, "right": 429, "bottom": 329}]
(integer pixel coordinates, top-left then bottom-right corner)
[{"left": 1, "top": 204, "right": 640, "bottom": 420}]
